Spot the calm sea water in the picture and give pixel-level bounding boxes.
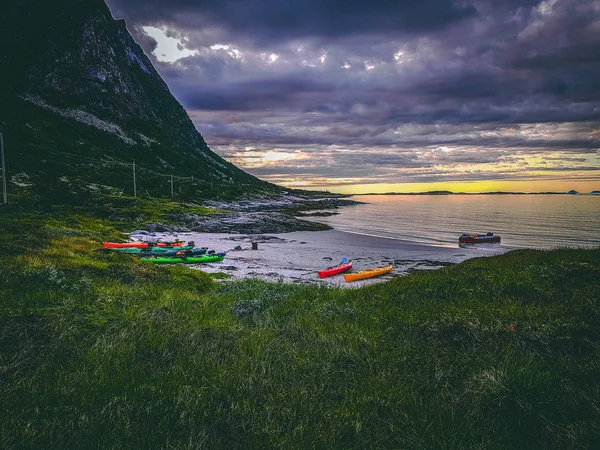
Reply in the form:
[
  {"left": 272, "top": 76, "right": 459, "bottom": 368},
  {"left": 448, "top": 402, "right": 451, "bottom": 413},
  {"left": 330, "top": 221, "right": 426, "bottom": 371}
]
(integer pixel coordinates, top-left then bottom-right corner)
[{"left": 314, "top": 194, "right": 600, "bottom": 250}]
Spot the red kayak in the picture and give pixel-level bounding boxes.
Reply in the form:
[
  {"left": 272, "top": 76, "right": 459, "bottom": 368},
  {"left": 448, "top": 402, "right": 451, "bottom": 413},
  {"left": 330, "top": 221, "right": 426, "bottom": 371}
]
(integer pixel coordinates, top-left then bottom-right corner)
[
  {"left": 318, "top": 260, "right": 353, "bottom": 278},
  {"left": 102, "top": 241, "right": 185, "bottom": 249}
]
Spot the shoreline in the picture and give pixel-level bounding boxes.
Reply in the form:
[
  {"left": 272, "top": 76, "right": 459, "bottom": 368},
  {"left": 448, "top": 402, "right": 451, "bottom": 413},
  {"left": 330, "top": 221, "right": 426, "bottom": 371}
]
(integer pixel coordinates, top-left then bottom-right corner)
[{"left": 131, "top": 229, "right": 509, "bottom": 287}]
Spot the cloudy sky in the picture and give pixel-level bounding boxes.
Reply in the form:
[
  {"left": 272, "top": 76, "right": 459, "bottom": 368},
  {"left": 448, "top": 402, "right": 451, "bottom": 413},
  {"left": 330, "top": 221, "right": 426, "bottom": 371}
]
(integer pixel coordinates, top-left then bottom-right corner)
[{"left": 105, "top": 0, "right": 600, "bottom": 193}]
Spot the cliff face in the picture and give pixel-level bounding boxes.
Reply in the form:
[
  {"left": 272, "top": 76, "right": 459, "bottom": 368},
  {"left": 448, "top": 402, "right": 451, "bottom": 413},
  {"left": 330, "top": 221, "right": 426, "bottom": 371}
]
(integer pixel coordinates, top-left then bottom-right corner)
[{"left": 0, "top": 0, "right": 268, "bottom": 191}]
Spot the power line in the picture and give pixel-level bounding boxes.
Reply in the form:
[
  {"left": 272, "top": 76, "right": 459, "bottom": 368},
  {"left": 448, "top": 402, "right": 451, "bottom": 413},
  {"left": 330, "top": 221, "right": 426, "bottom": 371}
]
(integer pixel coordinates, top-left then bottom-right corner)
[
  {"left": 9, "top": 140, "right": 210, "bottom": 199},
  {"left": 16, "top": 141, "right": 203, "bottom": 179}
]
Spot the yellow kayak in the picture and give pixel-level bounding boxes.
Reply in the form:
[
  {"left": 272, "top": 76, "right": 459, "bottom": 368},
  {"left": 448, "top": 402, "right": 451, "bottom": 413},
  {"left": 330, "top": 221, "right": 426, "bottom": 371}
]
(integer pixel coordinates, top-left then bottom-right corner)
[{"left": 343, "top": 264, "right": 393, "bottom": 282}]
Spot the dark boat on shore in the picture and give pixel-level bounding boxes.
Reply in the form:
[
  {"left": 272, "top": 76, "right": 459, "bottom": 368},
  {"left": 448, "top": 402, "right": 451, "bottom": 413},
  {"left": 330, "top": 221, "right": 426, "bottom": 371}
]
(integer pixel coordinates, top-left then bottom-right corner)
[{"left": 459, "top": 232, "right": 501, "bottom": 244}]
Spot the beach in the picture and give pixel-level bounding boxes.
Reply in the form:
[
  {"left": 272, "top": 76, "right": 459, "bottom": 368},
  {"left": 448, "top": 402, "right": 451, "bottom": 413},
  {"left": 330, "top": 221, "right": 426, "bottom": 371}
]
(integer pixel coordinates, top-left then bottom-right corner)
[{"left": 131, "top": 229, "right": 510, "bottom": 287}]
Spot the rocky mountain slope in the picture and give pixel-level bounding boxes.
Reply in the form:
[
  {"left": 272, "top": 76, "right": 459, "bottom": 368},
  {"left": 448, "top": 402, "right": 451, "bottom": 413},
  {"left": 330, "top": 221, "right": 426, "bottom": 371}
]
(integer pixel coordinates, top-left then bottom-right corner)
[{"left": 0, "top": 0, "right": 274, "bottom": 197}]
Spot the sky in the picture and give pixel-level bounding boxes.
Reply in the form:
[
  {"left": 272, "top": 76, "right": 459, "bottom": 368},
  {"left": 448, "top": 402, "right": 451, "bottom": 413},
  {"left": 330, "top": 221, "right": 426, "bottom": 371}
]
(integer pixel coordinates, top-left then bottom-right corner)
[{"left": 105, "top": 0, "right": 600, "bottom": 193}]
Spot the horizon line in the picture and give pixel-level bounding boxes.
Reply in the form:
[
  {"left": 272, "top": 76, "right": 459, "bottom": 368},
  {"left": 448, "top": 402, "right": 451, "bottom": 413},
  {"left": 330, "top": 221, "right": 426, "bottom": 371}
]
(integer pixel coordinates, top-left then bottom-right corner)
[{"left": 320, "top": 189, "right": 600, "bottom": 196}]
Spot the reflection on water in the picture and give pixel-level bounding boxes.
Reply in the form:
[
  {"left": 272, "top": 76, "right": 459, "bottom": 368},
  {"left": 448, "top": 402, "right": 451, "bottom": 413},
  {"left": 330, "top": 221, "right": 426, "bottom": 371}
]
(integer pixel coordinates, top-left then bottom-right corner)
[{"left": 314, "top": 194, "right": 600, "bottom": 249}]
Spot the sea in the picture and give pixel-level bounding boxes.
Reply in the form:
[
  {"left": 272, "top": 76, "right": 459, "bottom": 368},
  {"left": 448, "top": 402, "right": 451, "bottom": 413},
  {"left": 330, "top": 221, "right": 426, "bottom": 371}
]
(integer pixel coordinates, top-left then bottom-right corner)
[{"left": 312, "top": 194, "right": 600, "bottom": 250}]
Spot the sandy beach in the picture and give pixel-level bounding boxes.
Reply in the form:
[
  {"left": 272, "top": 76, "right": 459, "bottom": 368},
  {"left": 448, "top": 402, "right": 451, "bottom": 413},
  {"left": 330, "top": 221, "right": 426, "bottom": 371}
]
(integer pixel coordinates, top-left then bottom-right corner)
[{"left": 131, "top": 229, "right": 510, "bottom": 288}]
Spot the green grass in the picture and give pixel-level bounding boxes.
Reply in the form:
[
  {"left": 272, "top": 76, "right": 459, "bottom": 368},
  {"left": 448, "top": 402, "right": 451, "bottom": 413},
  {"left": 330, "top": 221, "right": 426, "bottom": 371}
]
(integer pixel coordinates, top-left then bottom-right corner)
[
  {"left": 1, "top": 208, "right": 599, "bottom": 449},
  {"left": 78, "top": 194, "right": 226, "bottom": 226},
  {"left": 1, "top": 191, "right": 226, "bottom": 239}
]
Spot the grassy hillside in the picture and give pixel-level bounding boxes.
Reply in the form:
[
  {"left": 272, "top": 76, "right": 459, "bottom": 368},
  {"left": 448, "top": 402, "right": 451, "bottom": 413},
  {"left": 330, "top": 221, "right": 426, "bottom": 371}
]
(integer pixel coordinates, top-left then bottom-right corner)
[
  {"left": 1, "top": 205, "right": 599, "bottom": 449},
  {"left": 0, "top": 95, "right": 279, "bottom": 200}
]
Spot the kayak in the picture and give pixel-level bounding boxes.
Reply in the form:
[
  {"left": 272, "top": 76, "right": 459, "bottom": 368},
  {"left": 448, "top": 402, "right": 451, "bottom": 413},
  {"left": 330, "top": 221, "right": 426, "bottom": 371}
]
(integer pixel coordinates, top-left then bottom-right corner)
[
  {"left": 102, "top": 241, "right": 185, "bottom": 249},
  {"left": 343, "top": 264, "right": 393, "bottom": 282},
  {"left": 318, "top": 261, "right": 352, "bottom": 278},
  {"left": 138, "top": 248, "right": 211, "bottom": 257},
  {"left": 114, "top": 245, "right": 196, "bottom": 253},
  {"left": 140, "top": 253, "right": 225, "bottom": 264},
  {"left": 458, "top": 233, "right": 501, "bottom": 244}
]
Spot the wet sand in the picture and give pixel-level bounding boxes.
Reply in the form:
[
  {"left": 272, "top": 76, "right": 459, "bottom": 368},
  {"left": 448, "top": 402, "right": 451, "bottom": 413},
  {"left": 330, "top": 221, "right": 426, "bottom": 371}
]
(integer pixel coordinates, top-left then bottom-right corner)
[{"left": 131, "top": 229, "right": 510, "bottom": 288}]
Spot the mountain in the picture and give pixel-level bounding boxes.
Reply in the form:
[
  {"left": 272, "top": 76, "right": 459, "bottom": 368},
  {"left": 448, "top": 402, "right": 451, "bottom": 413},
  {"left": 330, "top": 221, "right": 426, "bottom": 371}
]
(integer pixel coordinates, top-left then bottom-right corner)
[{"left": 0, "top": 0, "right": 274, "bottom": 198}]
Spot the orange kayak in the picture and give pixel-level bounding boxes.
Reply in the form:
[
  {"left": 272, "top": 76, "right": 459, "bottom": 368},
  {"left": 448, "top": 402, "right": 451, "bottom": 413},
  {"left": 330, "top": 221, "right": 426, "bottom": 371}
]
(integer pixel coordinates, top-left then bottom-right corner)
[
  {"left": 343, "top": 264, "right": 393, "bottom": 282},
  {"left": 102, "top": 241, "right": 185, "bottom": 248}
]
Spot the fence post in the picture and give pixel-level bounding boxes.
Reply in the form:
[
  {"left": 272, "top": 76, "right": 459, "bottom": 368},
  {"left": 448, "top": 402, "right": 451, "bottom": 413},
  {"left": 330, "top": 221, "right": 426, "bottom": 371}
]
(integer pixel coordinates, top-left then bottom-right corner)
[
  {"left": 133, "top": 161, "right": 137, "bottom": 198},
  {"left": 0, "top": 133, "right": 6, "bottom": 204}
]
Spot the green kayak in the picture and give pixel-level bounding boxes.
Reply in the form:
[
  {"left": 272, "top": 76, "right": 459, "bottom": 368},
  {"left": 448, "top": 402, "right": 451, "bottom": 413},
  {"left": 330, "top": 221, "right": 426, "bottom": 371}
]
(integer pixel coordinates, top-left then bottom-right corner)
[
  {"left": 115, "top": 245, "right": 195, "bottom": 253},
  {"left": 137, "top": 248, "right": 209, "bottom": 257},
  {"left": 140, "top": 253, "right": 225, "bottom": 264}
]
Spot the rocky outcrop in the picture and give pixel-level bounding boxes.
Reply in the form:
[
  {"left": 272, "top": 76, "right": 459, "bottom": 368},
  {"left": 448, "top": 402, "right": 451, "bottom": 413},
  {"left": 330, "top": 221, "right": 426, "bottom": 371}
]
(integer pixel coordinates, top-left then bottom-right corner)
[
  {"left": 203, "top": 194, "right": 359, "bottom": 212},
  {"left": 295, "top": 211, "right": 340, "bottom": 217},
  {"left": 148, "top": 211, "right": 331, "bottom": 234},
  {"left": 140, "top": 194, "right": 361, "bottom": 233},
  {"left": 144, "top": 223, "right": 192, "bottom": 233}
]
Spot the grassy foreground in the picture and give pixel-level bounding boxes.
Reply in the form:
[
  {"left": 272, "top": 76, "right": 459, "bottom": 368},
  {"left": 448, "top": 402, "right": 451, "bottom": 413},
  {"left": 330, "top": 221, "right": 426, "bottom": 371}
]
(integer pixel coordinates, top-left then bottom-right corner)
[{"left": 1, "top": 207, "right": 599, "bottom": 449}]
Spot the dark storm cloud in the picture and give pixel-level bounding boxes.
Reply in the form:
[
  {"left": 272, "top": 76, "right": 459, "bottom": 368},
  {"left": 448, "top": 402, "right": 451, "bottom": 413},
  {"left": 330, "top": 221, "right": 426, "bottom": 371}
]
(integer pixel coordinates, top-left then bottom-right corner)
[
  {"left": 181, "top": 77, "right": 333, "bottom": 111},
  {"left": 107, "top": 0, "right": 477, "bottom": 44},
  {"left": 193, "top": 106, "right": 599, "bottom": 151},
  {"left": 104, "top": 0, "right": 600, "bottom": 187}
]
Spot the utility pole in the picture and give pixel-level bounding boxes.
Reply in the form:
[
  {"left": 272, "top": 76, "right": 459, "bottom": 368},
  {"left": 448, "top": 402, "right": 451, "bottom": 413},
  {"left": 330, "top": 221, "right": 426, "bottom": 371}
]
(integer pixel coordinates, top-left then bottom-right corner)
[
  {"left": 191, "top": 175, "right": 193, "bottom": 183},
  {"left": 133, "top": 161, "right": 137, "bottom": 198},
  {"left": 1, "top": 133, "right": 6, "bottom": 204},
  {"left": 170, "top": 174, "right": 174, "bottom": 197}
]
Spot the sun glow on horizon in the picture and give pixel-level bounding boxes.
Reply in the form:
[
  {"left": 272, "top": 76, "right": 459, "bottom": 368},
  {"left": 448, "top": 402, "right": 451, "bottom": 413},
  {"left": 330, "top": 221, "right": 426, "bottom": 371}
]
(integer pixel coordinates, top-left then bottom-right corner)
[
  {"left": 300, "top": 179, "right": 600, "bottom": 194},
  {"left": 210, "top": 133, "right": 600, "bottom": 196}
]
